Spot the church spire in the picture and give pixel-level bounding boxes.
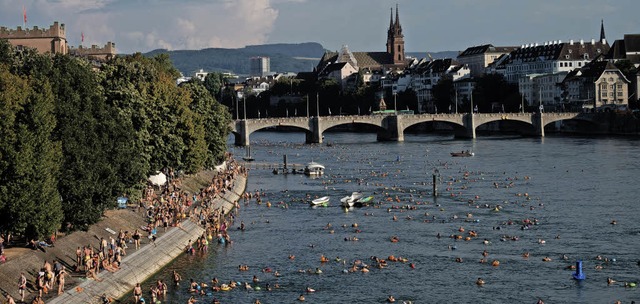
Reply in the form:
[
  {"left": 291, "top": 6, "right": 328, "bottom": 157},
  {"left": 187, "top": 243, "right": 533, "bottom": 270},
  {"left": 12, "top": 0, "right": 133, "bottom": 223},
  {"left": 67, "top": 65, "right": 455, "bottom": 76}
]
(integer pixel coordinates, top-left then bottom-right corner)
[
  {"left": 600, "top": 19, "right": 606, "bottom": 43},
  {"left": 390, "top": 7, "right": 394, "bottom": 29},
  {"left": 395, "top": 4, "right": 400, "bottom": 27}
]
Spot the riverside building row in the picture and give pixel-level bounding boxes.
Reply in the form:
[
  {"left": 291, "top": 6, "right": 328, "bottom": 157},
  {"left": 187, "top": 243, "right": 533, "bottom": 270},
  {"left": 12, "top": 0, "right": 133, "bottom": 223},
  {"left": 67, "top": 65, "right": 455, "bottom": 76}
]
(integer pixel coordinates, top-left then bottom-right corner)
[{"left": 312, "top": 11, "right": 640, "bottom": 113}]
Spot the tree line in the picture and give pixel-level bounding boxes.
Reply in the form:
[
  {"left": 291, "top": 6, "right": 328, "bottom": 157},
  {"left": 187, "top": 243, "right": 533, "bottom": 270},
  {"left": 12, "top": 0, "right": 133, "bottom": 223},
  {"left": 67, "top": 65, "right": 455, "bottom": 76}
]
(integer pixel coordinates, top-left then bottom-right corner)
[{"left": 0, "top": 40, "right": 231, "bottom": 240}]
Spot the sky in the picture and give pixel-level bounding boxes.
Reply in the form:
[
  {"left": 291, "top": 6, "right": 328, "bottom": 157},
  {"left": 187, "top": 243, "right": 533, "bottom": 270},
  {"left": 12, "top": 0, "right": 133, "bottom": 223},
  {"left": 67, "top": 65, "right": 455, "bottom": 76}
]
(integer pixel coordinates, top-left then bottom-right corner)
[{"left": 2, "top": 0, "right": 639, "bottom": 55}]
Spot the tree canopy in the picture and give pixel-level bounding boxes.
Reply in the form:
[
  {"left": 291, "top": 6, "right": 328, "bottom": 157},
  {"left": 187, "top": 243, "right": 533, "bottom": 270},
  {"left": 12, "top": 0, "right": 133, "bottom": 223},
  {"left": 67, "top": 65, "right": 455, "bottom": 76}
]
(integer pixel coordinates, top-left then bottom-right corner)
[{"left": 0, "top": 40, "right": 232, "bottom": 238}]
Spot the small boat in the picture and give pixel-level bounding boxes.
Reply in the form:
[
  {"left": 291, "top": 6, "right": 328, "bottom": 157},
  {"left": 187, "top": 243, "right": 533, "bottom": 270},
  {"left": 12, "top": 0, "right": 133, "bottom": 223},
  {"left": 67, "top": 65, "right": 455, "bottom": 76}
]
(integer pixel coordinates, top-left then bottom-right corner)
[
  {"left": 310, "top": 196, "right": 330, "bottom": 207},
  {"left": 451, "top": 150, "right": 474, "bottom": 157},
  {"left": 340, "top": 192, "right": 363, "bottom": 208},
  {"left": 354, "top": 195, "right": 374, "bottom": 207},
  {"left": 304, "top": 162, "right": 325, "bottom": 176}
]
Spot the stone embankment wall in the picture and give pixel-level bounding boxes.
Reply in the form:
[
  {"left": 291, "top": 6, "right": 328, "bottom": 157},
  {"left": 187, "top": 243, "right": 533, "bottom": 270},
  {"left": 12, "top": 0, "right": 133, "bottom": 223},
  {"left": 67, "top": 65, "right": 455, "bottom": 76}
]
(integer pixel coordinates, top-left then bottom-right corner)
[{"left": 48, "top": 174, "right": 246, "bottom": 304}]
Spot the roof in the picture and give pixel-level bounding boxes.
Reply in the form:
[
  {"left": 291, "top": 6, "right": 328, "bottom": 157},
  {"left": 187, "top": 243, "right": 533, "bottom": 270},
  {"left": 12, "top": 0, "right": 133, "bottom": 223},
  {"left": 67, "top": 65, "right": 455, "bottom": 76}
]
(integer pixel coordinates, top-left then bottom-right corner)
[
  {"left": 320, "top": 62, "right": 348, "bottom": 75},
  {"left": 502, "top": 40, "right": 609, "bottom": 65},
  {"left": 563, "top": 60, "right": 629, "bottom": 84},
  {"left": 458, "top": 44, "right": 518, "bottom": 57},
  {"left": 316, "top": 50, "right": 406, "bottom": 74}
]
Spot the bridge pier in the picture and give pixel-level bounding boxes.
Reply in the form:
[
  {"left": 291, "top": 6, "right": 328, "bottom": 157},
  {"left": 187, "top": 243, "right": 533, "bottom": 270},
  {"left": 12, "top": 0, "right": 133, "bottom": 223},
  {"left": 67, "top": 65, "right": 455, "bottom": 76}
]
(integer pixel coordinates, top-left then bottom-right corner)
[
  {"left": 377, "top": 115, "right": 404, "bottom": 142},
  {"left": 534, "top": 114, "right": 545, "bottom": 137},
  {"left": 305, "top": 117, "right": 323, "bottom": 144},
  {"left": 454, "top": 114, "right": 476, "bottom": 139},
  {"left": 234, "top": 120, "right": 250, "bottom": 146}
]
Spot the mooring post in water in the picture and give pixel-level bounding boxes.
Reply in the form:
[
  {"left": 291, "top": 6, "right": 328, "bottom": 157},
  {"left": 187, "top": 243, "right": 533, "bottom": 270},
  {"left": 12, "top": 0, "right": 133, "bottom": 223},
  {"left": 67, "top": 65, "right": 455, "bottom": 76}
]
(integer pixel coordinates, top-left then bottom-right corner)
[
  {"left": 283, "top": 154, "right": 288, "bottom": 173},
  {"left": 433, "top": 168, "right": 440, "bottom": 197}
]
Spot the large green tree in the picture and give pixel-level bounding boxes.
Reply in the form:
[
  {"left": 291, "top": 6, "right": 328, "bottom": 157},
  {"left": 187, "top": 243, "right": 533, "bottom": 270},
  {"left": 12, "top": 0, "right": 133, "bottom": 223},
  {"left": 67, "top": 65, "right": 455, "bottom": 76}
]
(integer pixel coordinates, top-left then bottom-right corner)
[{"left": 182, "top": 80, "right": 231, "bottom": 166}]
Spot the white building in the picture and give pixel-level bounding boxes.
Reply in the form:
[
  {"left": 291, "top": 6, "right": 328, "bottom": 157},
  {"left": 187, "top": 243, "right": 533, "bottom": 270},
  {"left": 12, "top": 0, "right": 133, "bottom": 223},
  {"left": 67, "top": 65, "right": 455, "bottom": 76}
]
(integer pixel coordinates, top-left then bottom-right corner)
[
  {"left": 500, "top": 39, "right": 609, "bottom": 84},
  {"left": 518, "top": 72, "right": 568, "bottom": 108}
]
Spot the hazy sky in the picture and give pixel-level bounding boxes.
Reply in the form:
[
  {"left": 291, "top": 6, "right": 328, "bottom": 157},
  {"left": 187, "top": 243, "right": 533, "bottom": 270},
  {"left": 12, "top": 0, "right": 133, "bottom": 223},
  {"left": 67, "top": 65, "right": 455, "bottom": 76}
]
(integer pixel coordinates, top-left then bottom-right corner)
[{"left": 2, "top": 0, "right": 639, "bottom": 55}]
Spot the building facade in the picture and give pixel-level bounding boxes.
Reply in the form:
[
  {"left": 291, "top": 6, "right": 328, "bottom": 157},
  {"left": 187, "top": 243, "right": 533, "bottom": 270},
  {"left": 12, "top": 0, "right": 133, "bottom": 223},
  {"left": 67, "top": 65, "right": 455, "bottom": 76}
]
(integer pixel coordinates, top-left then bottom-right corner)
[
  {"left": 0, "top": 21, "right": 67, "bottom": 55},
  {"left": 68, "top": 42, "right": 116, "bottom": 61},
  {"left": 563, "top": 60, "right": 630, "bottom": 109},
  {"left": 250, "top": 56, "right": 270, "bottom": 77},
  {"left": 316, "top": 5, "right": 409, "bottom": 80},
  {"left": 456, "top": 44, "right": 517, "bottom": 78}
]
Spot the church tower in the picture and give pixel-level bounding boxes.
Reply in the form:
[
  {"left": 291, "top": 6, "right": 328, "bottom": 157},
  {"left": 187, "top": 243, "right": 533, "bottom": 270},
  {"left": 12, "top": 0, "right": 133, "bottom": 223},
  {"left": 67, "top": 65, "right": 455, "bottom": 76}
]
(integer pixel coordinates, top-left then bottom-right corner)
[{"left": 386, "top": 4, "right": 405, "bottom": 65}]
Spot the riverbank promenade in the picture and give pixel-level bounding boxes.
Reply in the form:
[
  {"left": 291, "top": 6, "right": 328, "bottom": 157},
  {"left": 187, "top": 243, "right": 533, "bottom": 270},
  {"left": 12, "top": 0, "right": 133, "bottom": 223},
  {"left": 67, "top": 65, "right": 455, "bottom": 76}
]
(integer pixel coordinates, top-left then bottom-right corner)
[{"left": 0, "top": 164, "right": 247, "bottom": 304}]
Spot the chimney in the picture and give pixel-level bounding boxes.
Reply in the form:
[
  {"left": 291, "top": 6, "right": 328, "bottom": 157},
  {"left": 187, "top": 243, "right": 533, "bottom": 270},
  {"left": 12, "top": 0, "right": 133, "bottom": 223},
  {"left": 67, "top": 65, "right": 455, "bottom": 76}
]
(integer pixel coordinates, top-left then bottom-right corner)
[
  {"left": 591, "top": 38, "right": 595, "bottom": 44},
  {"left": 580, "top": 39, "right": 584, "bottom": 45},
  {"left": 570, "top": 39, "right": 574, "bottom": 45}
]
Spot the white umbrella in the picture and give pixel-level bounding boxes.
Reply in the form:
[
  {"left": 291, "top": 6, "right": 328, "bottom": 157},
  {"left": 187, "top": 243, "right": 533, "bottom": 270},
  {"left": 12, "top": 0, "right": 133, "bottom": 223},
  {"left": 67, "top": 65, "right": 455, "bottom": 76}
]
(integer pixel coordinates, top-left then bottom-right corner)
[{"left": 148, "top": 172, "right": 167, "bottom": 186}]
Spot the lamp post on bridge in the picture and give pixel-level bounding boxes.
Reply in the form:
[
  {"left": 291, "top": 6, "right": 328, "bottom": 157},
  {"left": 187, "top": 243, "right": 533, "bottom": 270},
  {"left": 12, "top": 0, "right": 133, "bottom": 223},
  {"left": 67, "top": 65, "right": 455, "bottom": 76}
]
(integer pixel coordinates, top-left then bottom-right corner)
[
  {"left": 455, "top": 90, "right": 458, "bottom": 114},
  {"left": 393, "top": 91, "right": 397, "bottom": 114},
  {"left": 306, "top": 94, "right": 309, "bottom": 118},
  {"left": 237, "top": 91, "right": 246, "bottom": 120},
  {"left": 316, "top": 92, "right": 320, "bottom": 117},
  {"left": 235, "top": 91, "right": 239, "bottom": 120}
]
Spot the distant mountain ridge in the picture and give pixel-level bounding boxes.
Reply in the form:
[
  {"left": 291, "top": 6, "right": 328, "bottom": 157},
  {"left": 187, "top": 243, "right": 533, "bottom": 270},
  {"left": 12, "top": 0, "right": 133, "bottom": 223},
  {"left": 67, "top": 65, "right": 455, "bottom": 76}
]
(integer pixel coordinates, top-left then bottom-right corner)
[{"left": 143, "top": 43, "right": 459, "bottom": 76}]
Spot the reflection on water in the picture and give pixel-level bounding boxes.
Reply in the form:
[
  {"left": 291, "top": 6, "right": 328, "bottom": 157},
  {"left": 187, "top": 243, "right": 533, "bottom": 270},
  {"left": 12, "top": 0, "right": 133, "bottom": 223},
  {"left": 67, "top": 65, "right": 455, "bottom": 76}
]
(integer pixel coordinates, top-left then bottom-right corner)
[{"left": 139, "top": 132, "right": 640, "bottom": 304}]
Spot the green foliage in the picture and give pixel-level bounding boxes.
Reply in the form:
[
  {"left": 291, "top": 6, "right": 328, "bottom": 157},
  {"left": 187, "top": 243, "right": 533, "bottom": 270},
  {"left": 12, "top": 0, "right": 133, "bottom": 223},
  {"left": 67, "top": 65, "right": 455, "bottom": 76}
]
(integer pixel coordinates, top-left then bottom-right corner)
[
  {"left": 0, "top": 58, "right": 63, "bottom": 239},
  {"left": 203, "top": 72, "right": 226, "bottom": 99},
  {"left": 182, "top": 80, "right": 232, "bottom": 166},
  {"left": 0, "top": 42, "right": 232, "bottom": 238},
  {"left": 474, "top": 74, "right": 521, "bottom": 112}
]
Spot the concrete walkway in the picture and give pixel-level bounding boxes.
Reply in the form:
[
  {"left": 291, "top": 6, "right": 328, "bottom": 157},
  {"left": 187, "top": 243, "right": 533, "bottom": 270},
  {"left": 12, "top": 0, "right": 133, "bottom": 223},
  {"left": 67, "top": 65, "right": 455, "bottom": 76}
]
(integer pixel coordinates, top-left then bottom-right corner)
[{"left": 47, "top": 174, "right": 247, "bottom": 304}]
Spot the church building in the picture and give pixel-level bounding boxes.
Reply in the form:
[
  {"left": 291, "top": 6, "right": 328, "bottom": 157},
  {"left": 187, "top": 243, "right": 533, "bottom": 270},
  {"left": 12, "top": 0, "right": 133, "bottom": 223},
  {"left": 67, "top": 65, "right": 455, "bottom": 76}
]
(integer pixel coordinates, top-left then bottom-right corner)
[{"left": 316, "top": 5, "right": 409, "bottom": 78}]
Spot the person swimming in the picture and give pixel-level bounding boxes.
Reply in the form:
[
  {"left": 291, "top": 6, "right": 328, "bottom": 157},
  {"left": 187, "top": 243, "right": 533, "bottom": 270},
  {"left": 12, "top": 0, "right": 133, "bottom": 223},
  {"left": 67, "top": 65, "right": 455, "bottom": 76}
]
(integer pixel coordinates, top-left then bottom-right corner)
[{"left": 476, "top": 278, "right": 485, "bottom": 285}]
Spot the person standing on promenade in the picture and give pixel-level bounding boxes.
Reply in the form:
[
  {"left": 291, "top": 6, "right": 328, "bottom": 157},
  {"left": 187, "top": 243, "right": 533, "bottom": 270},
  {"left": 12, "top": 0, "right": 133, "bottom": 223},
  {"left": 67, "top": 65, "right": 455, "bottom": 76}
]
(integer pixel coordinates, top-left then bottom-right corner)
[
  {"left": 18, "top": 272, "right": 27, "bottom": 302},
  {"left": 75, "top": 247, "right": 82, "bottom": 271},
  {"left": 133, "top": 229, "right": 142, "bottom": 250},
  {"left": 57, "top": 266, "right": 68, "bottom": 295}
]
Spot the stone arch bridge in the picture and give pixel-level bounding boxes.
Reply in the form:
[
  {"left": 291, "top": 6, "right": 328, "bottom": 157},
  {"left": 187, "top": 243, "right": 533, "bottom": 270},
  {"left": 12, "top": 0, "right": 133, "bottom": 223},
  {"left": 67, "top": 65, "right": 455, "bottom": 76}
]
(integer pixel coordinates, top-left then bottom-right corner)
[{"left": 229, "top": 112, "right": 596, "bottom": 146}]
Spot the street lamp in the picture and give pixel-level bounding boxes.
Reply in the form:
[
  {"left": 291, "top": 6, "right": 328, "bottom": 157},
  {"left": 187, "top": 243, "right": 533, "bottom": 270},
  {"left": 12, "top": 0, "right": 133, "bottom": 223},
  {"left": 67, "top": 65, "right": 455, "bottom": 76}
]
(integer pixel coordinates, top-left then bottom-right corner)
[
  {"left": 455, "top": 90, "right": 458, "bottom": 114},
  {"left": 316, "top": 92, "right": 320, "bottom": 117},
  {"left": 393, "top": 91, "right": 397, "bottom": 114},
  {"left": 237, "top": 91, "right": 246, "bottom": 120},
  {"left": 235, "top": 91, "right": 239, "bottom": 120},
  {"left": 306, "top": 94, "right": 309, "bottom": 118}
]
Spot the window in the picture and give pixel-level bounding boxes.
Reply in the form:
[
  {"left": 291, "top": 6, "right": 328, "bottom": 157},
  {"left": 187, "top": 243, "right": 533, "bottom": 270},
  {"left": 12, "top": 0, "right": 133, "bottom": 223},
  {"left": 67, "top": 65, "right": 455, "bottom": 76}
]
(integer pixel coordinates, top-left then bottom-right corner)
[
  {"left": 398, "top": 45, "right": 401, "bottom": 52},
  {"left": 617, "top": 91, "right": 623, "bottom": 97},
  {"left": 610, "top": 85, "right": 614, "bottom": 90},
  {"left": 617, "top": 84, "right": 622, "bottom": 89}
]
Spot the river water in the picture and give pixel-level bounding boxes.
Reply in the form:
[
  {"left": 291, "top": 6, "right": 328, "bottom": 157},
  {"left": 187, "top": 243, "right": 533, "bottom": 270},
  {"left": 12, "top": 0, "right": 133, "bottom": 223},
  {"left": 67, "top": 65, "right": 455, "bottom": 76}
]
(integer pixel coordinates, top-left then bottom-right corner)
[{"left": 141, "top": 131, "right": 640, "bottom": 304}]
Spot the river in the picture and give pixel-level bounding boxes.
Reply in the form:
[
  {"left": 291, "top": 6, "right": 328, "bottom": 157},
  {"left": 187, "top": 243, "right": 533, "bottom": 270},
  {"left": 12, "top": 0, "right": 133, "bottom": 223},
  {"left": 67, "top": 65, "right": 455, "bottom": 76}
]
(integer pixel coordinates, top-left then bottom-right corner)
[{"left": 140, "top": 131, "right": 640, "bottom": 304}]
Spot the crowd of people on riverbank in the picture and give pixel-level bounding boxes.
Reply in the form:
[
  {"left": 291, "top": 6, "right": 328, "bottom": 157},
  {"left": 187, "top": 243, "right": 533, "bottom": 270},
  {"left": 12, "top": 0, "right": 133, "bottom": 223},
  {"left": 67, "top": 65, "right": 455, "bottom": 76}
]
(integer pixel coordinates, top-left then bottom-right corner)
[
  {"left": 127, "top": 156, "right": 247, "bottom": 303},
  {"left": 1, "top": 154, "right": 247, "bottom": 304}
]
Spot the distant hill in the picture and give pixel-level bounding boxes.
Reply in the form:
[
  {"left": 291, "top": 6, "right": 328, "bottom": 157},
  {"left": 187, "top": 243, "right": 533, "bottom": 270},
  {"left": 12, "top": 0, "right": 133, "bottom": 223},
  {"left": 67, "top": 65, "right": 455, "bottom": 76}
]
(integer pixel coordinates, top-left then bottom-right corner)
[
  {"left": 144, "top": 42, "right": 325, "bottom": 76},
  {"left": 143, "top": 43, "right": 460, "bottom": 76}
]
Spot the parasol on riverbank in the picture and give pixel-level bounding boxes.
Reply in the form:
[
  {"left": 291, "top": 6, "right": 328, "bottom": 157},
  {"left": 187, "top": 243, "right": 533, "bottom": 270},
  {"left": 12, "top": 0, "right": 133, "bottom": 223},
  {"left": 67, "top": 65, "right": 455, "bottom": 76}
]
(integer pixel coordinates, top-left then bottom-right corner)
[{"left": 148, "top": 172, "right": 167, "bottom": 186}]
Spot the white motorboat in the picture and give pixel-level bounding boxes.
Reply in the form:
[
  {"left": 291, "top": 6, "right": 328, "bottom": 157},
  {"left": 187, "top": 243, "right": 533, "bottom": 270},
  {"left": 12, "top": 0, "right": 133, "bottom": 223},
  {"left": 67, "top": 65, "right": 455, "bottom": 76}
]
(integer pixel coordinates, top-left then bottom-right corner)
[
  {"left": 304, "top": 162, "right": 325, "bottom": 176},
  {"left": 310, "top": 196, "right": 330, "bottom": 207},
  {"left": 340, "top": 192, "right": 363, "bottom": 208}
]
